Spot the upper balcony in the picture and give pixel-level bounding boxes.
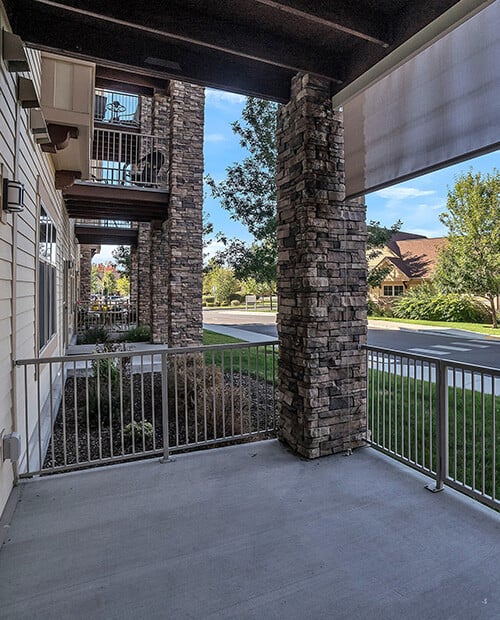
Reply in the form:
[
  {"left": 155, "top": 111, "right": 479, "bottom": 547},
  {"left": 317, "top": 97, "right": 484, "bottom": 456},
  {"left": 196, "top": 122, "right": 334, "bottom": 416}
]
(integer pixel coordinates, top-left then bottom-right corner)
[{"left": 62, "top": 88, "right": 170, "bottom": 223}]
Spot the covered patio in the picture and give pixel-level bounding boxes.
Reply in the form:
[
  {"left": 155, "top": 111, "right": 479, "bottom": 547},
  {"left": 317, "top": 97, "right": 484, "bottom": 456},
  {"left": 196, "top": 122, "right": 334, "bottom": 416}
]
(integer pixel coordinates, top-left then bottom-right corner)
[{"left": 1, "top": 440, "right": 499, "bottom": 619}]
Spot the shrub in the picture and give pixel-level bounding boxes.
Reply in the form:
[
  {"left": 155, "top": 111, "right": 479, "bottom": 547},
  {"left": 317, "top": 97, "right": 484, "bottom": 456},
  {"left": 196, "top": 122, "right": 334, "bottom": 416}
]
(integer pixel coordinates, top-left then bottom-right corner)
[
  {"left": 205, "top": 302, "right": 215, "bottom": 307},
  {"left": 230, "top": 293, "right": 244, "bottom": 303},
  {"left": 231, "top": 300, "right": 240, "bottom": 307},
  {"left": 124, "top": 421, "right": 154, "bottom": 448},
  {"left": 123, "top": 325, "right": 151, "bottom": 342},
  {"left": 87, "top": 344, "right": 131, "bottom": 422},
  {"left": 78, "top": 326, "right": 109, "bottom": 345},
  {"left": 203, "top": 295, "right": 215, "bottom": 304},
  {"left": 394, "top": 286, "right": 490, "bottom": 323},
  {"left": 166, "top": 357, "right": 249, "bottom": 443}
]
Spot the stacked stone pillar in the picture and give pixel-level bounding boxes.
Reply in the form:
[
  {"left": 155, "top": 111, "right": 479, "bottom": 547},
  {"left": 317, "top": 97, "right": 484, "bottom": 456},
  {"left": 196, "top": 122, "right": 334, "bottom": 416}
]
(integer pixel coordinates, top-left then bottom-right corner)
[
  {"left": 129, "top": 244, "right": 138, "bottom": 316},
  {"left": 150, "top": 81, "right": 204, "bottom": 345},
  {"left": 276, "top": 74, "right": 367, "bottom": 458},
  {"left": 78, "top": 244, "right": 97, "bottom": 306},
  {"left": 137, "top": 223, "right": 152, "bottom": 326}
]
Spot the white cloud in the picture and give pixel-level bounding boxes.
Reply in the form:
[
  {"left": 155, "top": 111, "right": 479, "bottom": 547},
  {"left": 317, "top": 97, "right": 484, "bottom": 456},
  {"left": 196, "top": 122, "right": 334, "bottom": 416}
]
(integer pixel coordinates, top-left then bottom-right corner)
[
  {"left": 203, "top": 239, "right": 225, "bottom": 264},
  {"left": 375, "top": 187, "right": 436, "bottom": 201},
  {"left": 205, "top": 89, "right": 246, "bottom": 107},
  {"left": 92, "top": 245, "right": 118, "bottom": 264},
  {"left": 205, "top": 132, "right": 226, "bottom": 143}
]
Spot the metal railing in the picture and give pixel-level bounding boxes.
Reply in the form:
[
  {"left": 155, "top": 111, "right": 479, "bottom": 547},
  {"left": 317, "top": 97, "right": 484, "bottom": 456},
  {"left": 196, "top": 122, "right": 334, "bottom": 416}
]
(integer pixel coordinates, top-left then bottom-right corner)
[
  {"left": 94, "top": 90, "right": 141, "bottom": 128},
  {"left": 76, "top": 301, "right": 137, "bottom": 334},
  {"left": 15, "top": 341, "right": 278, "bottom": 476},
  {"left": 366, "top": 345, "right": 499, "bottom": 510},
  {"left": 91, "top": 128, "right": 168, "bottom": 188},
  {"left": 74, "top": 218, "right": 133, "bottom": 229}
]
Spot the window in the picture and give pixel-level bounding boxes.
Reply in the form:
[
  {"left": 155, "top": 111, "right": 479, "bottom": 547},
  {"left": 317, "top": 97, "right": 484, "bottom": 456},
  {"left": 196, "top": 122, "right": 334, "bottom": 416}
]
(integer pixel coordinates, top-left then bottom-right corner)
[
  {"left": 39, "top": 207, "right": 57, "bottom": 349},
  {"left": 383, "top": 285, "right": 405, "bottom": 297}
]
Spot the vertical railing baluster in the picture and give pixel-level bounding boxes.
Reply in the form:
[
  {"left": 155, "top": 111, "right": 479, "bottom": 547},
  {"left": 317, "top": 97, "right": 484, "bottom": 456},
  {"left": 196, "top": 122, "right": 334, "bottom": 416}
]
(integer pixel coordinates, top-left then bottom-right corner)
[{"left": 427, "top": 360, "right": 448, "bottom": 492}]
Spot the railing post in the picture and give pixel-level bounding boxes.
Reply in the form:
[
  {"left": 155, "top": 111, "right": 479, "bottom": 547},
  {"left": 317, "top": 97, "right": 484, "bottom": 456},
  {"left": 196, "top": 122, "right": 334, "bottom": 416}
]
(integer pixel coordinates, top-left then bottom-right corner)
[
  {"left": 160, "top": 352, "right": 174, "bottom": 463},
  {"left": 427, "top": 360, "right": 448, "bottom": 492}
]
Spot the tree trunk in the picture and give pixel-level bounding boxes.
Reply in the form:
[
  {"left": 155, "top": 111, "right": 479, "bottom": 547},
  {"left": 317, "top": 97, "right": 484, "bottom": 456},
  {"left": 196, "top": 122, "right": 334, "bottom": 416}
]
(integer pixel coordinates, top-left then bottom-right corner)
[{"left": 488, "top": 295, "right": 498, "bottom": 328}]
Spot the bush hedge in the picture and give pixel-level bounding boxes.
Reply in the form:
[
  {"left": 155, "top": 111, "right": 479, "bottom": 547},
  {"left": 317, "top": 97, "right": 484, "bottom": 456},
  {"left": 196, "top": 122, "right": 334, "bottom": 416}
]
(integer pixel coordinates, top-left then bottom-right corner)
[{"left": 393, "top": 286, "right": 490, "bottom": 323}]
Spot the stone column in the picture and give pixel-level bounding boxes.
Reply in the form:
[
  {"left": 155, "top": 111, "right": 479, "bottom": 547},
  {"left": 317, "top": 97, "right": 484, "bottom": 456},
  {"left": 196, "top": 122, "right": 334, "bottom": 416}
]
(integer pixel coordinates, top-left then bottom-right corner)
[
  {"left": 137, "top": 223, "right": 152, "bottom": 327},
  {"left": 78, "top": 244, "right": 96, "bottom": 306},
  {"left": 276, "top": 74, "right": 367, "bottom": 459},
  {"left": 129, "top": 244, "right": 138, "bottom": 317},
  {"left": 150, "top": 81, "right": 204, "bottom": 345}
]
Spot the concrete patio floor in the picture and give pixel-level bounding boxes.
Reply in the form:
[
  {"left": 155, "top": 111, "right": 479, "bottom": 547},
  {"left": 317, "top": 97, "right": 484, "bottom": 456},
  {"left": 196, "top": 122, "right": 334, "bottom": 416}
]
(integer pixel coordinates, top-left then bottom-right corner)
[{"left": 1, "top": 440, "right": 499, "bottom": 619}]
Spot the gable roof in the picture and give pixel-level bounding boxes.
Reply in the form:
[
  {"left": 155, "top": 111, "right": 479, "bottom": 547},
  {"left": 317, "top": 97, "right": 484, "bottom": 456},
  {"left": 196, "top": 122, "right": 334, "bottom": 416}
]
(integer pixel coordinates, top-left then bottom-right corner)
[{"left": 389, "top": 236, "right": 448, "bottom": 279}]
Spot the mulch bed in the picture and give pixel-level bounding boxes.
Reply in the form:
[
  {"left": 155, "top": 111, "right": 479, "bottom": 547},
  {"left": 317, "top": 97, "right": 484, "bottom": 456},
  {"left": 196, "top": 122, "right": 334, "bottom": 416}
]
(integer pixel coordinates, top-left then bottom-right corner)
[{"left": 44, "top": 370, "right": 276, "bottom": 471}]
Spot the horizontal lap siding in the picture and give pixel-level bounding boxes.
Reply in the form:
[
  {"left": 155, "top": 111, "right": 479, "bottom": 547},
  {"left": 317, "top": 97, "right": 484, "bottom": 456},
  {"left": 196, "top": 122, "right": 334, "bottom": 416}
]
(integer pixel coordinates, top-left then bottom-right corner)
[{"left": 0, "top": 8, "right": 77, "bottom": 511}]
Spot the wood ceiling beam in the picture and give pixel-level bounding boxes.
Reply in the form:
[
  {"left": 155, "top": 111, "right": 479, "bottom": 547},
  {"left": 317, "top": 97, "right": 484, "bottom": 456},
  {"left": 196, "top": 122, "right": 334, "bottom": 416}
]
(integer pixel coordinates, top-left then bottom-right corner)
[
  {"left": 253, "top": 0, "right": 391, "bottom": 47},
  {"left": 17, "top": 0, "right": 345, "bottom": 84},
  {"left": 95, "top": 67, "right": 170, "bottom": 96},
  {"left": 7, "top": 0, "right": 294, "bottom": 102}
]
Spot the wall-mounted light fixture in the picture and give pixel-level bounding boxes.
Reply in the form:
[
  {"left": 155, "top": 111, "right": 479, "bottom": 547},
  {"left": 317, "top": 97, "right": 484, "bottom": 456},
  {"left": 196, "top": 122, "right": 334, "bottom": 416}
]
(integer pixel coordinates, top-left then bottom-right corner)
[
  {"left": 3, "top": 178, "right": 25, "bottom": 213},
  {"left": 2, "top": 29, "right": 30, "bottom": 73}
]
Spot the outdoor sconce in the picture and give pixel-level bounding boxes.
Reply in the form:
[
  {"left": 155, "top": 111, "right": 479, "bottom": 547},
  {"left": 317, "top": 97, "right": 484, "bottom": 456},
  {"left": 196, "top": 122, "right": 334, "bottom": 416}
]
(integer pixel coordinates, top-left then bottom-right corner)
[
  {"left": 3, "top": 178, "right": 25, "bottom": 213},
  {"left": 2, "top": 29, "right": 29, "bottom": 73}
]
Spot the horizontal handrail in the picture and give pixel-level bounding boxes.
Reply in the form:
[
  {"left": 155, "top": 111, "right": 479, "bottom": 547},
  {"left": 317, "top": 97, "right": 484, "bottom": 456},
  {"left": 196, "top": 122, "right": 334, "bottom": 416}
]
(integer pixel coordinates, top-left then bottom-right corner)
[{"left": 16, "top": 339, "right": 280, "bottom": 366}]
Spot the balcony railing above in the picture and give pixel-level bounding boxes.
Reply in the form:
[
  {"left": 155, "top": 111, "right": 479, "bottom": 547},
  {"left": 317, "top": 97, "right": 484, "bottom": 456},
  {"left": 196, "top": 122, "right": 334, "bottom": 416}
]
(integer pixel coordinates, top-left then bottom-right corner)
[
  {"left": 91, "top": 128, "right": 169, "bottom": 189},
  {"left": 74, "top": 218, "right": 134, "bottom": 229},
  {"left": 94, "top": 90, "right": 141, "bottom": 129}
]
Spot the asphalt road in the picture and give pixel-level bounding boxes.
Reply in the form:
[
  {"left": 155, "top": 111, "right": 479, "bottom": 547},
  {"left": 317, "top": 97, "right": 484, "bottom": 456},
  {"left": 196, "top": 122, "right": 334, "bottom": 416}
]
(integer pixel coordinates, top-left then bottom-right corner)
[{"left": 203, "top": 310, "right": 500, "bottom": 369}]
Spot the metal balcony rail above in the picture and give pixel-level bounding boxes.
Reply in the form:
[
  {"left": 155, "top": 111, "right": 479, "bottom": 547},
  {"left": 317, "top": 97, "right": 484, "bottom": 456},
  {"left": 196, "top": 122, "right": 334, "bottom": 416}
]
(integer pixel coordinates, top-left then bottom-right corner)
[
  {"left": 94, "top": 90, "right": 141, "bottom": 128},
  {"left": 15, "top": 341, "right": 278, "bottom": 476},
  {"left": 365, "top": 345, "right": 499, "bottom": 511},
  {"left": 74, "top": 218, "right": 133, "bottom": 228},
  {"left": 91, "top": 128, "right": 169, "bottom": 188},
  {"left": 76, "top": 300, "right": 137, "bottom": 334}
]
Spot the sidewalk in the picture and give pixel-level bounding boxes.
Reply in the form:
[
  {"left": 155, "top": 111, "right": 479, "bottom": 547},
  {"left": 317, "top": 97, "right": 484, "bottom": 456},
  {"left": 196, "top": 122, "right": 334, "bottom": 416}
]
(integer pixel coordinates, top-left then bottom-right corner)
[{"left": 203, "top": 323, "right": 276, "bottom": 343}]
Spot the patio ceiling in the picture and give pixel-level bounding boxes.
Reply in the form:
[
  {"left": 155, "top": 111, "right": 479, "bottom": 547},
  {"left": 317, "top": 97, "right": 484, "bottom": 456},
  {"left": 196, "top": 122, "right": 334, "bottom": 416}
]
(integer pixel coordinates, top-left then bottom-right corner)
[{"left": 4, "top": 0, "right": 477, "bottom": 102}]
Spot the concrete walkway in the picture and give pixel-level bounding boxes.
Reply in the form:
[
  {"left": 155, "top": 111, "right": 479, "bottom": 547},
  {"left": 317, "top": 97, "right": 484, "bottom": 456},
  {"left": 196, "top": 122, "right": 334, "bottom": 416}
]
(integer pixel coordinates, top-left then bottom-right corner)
[{"left": 1, "top": 441, "right": 499, "bottom": 619}]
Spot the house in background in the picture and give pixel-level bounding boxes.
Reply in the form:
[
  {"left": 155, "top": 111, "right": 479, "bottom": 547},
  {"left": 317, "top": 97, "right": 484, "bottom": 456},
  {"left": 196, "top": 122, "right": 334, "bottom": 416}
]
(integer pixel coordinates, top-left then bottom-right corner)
[{"left": 369, "top": 232, "right": 448, "bottom": 300}]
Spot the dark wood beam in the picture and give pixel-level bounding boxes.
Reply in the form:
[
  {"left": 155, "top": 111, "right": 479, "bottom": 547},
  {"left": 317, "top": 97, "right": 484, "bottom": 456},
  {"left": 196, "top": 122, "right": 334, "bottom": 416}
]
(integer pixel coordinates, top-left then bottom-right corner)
[
  {"left": 253, "top": 0, "right": 391, "bottom": 47},
  {"left": 14, "top": 0, "right": 345, "bottom": 83},
  {"left": 74, "top": 225, "right": 138, "bottom": 246},
  {"left": 63, "top": 183, "right": 170, "bottom": 222},
  {"left": 96, "top": 66, "right": 170, "bottom": 96},
  {"left": 7, "top": 0, "right": 293, "bottom": 102}
]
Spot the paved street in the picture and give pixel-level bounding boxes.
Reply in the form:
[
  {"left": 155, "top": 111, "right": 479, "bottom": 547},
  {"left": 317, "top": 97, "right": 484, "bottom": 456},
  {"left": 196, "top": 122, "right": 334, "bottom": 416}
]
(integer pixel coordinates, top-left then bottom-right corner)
[{"left": 203, "top": 310, "right": 500, "bottom": 368}]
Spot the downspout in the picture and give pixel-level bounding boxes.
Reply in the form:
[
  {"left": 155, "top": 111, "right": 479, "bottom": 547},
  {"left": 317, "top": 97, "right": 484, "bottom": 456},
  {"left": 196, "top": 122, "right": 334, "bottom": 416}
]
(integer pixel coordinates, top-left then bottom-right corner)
[{"left": 9, "top": 98, "right": 21, "bottom": 484}]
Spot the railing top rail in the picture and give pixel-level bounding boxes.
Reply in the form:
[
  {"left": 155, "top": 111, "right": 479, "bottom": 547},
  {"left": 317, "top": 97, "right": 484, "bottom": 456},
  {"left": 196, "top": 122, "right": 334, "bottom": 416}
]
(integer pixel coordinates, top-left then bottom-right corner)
[
  {"left": 363, "top": 344, "right": 500, "bottom": 376},
  {"left": 92, "top": 128, "right": 166, "bottom": 141},
  {"left": 15, "top": 339, "right": 280, "bottom": 366}
]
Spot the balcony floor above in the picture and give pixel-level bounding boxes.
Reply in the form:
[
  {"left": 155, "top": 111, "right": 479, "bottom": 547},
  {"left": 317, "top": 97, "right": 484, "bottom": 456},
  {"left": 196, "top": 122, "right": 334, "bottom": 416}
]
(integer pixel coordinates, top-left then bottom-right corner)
[
  {"left": 1, "top": 440, "right": 499, "bottom": 619},
  {"left": 63, "top": 182, "right": 169, "bottom": 222}
]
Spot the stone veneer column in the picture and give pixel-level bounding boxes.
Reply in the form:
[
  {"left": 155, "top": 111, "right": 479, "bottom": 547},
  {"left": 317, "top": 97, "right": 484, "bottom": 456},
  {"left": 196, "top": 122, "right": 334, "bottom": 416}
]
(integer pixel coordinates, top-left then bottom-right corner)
[
  {"left": 150, "top": 82, "right": 204, "bottom": 345},
  {"left": 129, "top": 244, "right": 138, "bottom": 314},
  {"left": 137, "top": 223, "right": 152, "bottom": 327},
  {"left": 276, "top": 74, "right": 367, "bottom": 458},
  {"left": 78, "top": 244, "right": 95, "bottom": 306}
]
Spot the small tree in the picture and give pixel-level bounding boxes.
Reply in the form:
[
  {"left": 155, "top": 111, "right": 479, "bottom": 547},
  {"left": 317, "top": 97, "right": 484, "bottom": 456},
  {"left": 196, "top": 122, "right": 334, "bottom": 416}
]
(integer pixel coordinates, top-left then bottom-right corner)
[
  {"left": 112, "top": 245, "right": 131, "bottom": 278},
  {"left": 204, "top": 266, "right": 239, "bottom": 305},
  {"left": 435, "top": 169, "right": 500, "bottom": 327}
]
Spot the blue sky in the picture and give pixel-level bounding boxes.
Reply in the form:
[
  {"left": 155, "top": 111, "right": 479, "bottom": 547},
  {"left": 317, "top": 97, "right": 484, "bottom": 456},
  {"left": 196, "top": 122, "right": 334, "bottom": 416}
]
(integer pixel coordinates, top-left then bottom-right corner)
[{"left": 93, "top": 87, "right": 499, "bottom": 263}]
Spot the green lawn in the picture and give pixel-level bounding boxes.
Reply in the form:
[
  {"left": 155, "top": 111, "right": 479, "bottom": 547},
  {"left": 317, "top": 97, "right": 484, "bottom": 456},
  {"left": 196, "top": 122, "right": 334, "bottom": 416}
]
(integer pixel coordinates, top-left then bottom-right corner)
[
  {"left": 202, "top": 330, "right": 278, "bottom": 383},
  {"left": 368, "top": 316, "right": 500, "bottom": 337},
  {"left": 368, "top": 368, "right": 500, "bottom": 501}
]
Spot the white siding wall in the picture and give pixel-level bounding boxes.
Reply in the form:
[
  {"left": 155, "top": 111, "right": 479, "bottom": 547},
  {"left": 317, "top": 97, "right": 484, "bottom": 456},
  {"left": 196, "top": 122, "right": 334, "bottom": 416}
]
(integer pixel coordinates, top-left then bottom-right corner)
[{"left": 0, "top": 6, "right": 78, "bottom": 514}]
